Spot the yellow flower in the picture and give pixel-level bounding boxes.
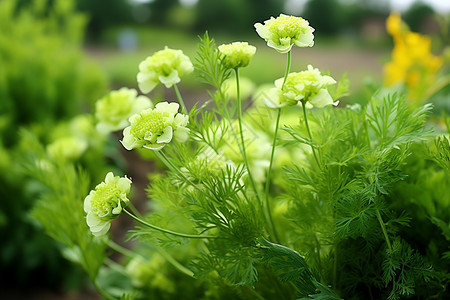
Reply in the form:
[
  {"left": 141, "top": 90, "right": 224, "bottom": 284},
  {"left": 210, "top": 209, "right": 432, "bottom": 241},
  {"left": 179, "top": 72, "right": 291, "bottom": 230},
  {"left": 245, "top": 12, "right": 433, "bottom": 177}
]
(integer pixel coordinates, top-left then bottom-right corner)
[
  {"left": 383, "top": 13, "right": 443, "bottom": 103},
  {"left": 386, "top": 13, "right": 404, "bottom": 37}
]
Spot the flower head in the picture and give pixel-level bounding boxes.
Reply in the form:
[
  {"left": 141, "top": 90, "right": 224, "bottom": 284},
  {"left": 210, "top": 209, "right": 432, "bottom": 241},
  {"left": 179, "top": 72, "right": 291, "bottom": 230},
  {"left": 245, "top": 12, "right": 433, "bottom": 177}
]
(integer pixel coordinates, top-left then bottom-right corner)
[
  {"left": 84, "top": 172, "right": 131, "bottom": 236},
  {"left": 264, "top": 65, "right": 337, "bottom": 108},
  {"left": 254, "top": 14, "right": 314, "bottom": 53},
  {"left": 121, "top": 102, "right": 189, "bottom": 151},
  {"left": 95, "top": 87, "right": 152, "bottom": 133},
  {"left": 47, "top": 136, "right": 88, "bottom": 161},
  {"left": 383, "top": 13, "right": 443, "bottom": 104},
  {"left": 218, "top": 42, "right": 256, "bottom": 69},
  {"left": 137, "top": 47, "right": 194, "bottom": 93}
]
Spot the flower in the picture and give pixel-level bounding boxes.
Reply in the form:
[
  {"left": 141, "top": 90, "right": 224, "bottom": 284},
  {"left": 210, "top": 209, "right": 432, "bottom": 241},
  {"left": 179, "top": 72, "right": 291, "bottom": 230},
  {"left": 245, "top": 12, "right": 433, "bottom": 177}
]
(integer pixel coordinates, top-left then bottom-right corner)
[
  {"left": 223, "top": 76, "right": 255, "bottom": 100},
  {"left": 137, "top": 47, "right": 194, "bottom": 93},
  {"left": 121, "top": 102, "right": 189, "bottom": 151},
  {"left": 218, "top": 42, "right": 256, "bottom": 69},
  {"left": 383, "top": 13, "right": 443, "bottom": 104},
  {"left": 254, "top": 14, "right": 314, "bottom": 53},
  {"left": 47, "top": 136, "right": 88, "bottom": 161},
  {"left": 84, "top": 172, "right": 131, "bottom": 236},
  {"left": 180, "top": 146, "right": 234, "bottom": 183},
  {"left": 264, "top": 65, "right": 337, "bottom": 108},
  {"left": 126, "top": 255, "right": 175, "bottom": 293},
  {"left": 95, "top": 87, "right": 152, "bottom": 133}
]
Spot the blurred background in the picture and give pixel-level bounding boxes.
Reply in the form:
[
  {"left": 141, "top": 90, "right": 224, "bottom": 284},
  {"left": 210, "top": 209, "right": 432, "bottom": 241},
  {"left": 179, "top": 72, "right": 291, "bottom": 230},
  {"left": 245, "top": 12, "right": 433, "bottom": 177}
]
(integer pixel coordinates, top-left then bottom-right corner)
[
  {"left": 80, "top": 0, "right": 448, "bottom": 94},
  {"left": 0, "top": 0, "right": 448, "bottom": 299}
]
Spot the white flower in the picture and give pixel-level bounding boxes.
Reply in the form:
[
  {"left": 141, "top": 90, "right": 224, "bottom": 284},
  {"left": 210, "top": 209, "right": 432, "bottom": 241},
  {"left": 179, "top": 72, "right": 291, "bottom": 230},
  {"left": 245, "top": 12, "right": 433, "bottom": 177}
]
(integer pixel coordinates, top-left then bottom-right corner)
[
  {"left": 264, "top": 65, "right": 337, "bottom": 108},
  {"left": 255, "top": 14, "right": 315, "bottom": 53},
  {"left": 95, "top": 87, "right": 152, "bottom": 133},
  {"left": 84, "top": 172, "right": 131, "bottom": 236},
  {"left": 121, "top": 102, "right": 189, "bottom": 151},
  {"left": 137, "top": 47, "right": 194, "bottom": 93},
  {"left": 218, "top": 42, "right": 256, "bottom": 69}
]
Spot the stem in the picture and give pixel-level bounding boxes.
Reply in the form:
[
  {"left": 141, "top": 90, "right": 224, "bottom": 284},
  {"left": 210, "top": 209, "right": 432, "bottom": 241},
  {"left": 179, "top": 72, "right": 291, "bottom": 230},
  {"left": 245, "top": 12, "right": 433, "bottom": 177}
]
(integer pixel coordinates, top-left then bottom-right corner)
[
  {"left": 261, "top": 50, "right": 291, "bottom": 243},
  {"left": 375, "top": 208, "right": 393, "bottom": 252},
  {"left": 282, "top": 51, "right": 292, "bottom": 88},
  {"left": 94, "top": 280, "right": 116, "bottom": 300},
  {"left": 157, "top": 248, "right": 195, "bottom": 278},
  {"left": 107, "top": 240, "right": 135, "bottom": 258},
  {"left": 173, "top": 84, "right": 187, "bottom": 114},
  {"left": 155, "top": 150, "right": 207, "bottom": 196},
  {"left": 264, "top": 108, "right": 281, "bottom": 243},
  {"left": 301, "top": 100, "right": 321, "bottom": 168},
  {"left": 108, "top": 241, "right": 195, "bottom": 278},
  {"left": 154, "top": 150, "right": 179, "bottom": 175},
  {"left": 123, "top": 209, "right": 216, "bottom": 239},
  {"left": 235, "top": 68, "right": 261, "bottom": 202}
]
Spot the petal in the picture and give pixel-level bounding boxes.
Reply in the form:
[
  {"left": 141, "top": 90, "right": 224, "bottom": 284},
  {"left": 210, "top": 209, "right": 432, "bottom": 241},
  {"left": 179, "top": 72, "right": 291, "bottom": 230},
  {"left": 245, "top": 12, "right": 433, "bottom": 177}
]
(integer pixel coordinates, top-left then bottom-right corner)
[
  {"left": 83, "top": 194, "right": 92, "bottom": 212},
  {"left": 173, "top": 114, "right": 189, "bottom": 126},
  {"left": 134, "top": 95, "right": 153, "bottom": 111},
  {"left": 294, "top": 31, "right": 314, "bottom": 47},
  {"left": 144, "top": 143, "right": 165, "bottom": 151},
  {"left": 254, "top": 23, "right": 270, "bottom": 40},
  {"left": 91, "top": 222, "right": 111, "bottom": 236},
  {"left": 159, "top": 70, "right": 180, "bottom": 88},
  {"left": 267, "top": 40, "right": 292, "bottom": 53},
  {"left": 174, "top": 127, "right": 190, "bottom": 142},
  {"left": 117, "top": 177, "right": 131, "bottom": 192},
  {"left": 157, "top": 102, "right": 179, "bottom": 114},
  {"left": 262, "top": 88, "right": 283, "bottom": 108},
  {"left": 86, "top": 212, "right": 102, "bottom": 227},
  {"left": 105, "top": 172, "right": 115, "bottom": 183},
  {"left": 121, "top": 134, "right": 138, "bottom": 150},
  {"left": 308, "top": 89, "right": 335, "bottom": 108},
  {"left": 138, "top": 77, "right": 157, "bottom": 94},
  {"left": 156, "top": 126, "right": 173, "bottom": 144}
]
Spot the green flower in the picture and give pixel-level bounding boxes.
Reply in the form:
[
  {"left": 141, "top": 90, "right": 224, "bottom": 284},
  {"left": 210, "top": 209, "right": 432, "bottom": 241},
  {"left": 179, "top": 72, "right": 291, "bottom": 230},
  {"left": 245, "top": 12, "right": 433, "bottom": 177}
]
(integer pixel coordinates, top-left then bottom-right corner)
[
  {"left": 137, "top": 47, "right": 194, "bottom": 93},
  {"left": 218, "top": 42, "right": 256, "bottom": 69},
  {"left": 254, "top": 14, "right": 314, "bottom": 53},
  {"left": 95, "top": 87, "right": 152, "bottom": 133},
  {"left": 47, "top": 136, "right": 88, "bottom": 161},
  {"left": 121, "top": 102, "right": 189, "bottom": 151},
  {"left": 126, "top": 255, "right": 175, "bottom": 293},
  {"left": 84, "top": 172, "right": 131, "bottom": 236},
  {"left": 264, "top": 65, "right": 337, "bottom": 108},
  {"left": 223, "top": 76, "right": 255, "bottom": 100}
]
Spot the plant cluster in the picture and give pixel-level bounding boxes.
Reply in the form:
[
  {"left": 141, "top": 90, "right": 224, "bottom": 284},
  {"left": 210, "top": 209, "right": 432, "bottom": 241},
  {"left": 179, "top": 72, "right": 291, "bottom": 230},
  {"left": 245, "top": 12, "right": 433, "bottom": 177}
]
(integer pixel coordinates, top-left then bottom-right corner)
[
  {"left": 0, "top": 0, "right": 109, "bottom": 291},
  {"left": 27, "top": 12, "right": 450, "bottom": 300}
]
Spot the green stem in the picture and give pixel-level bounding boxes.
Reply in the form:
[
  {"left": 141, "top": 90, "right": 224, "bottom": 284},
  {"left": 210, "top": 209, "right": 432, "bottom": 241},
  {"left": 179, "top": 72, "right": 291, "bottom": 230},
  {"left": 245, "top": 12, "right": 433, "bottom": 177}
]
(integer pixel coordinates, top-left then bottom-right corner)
[
  {"left": 375, "top": 208, "right": 393, "bottom": 252},
  {"left": 94, "top": 279, "right": 116, "bottom": 300},
  {"left": 264, "top": 108, "right": 281, "bottom": 243},
  {"left": 155, "top": 150, "right": 208, "bottom": 196},
  {"left": 301, "top": 100, "right": 321, "bottom": 168},
  {"left": 235, "top": 68, "right": 261, "bottom": 202},
  {"left": 174, "top": 84, "right": 187, "bottom": 114},
  {"left": 107, "top": 240, "right": 136, "bottom": 258},
  {"left": 123, "top": 209, "right": 216, "bottom": 239},
  {"left": 157, "top": 248, "right": 195, "bottom": 278},
  {"left": 282, "top": 51, "right": 292, "bottom": 88},
  {"left": 154, "top": 150, "right": 178, "bottom": 175},
  {"left": 107, "top": 241, "right": 195, "bottom": 278}
]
